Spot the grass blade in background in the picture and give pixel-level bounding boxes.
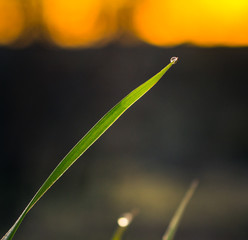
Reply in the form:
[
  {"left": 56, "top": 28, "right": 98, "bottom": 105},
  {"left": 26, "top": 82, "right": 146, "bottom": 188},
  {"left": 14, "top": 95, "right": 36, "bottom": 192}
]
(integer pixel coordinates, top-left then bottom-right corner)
[
  {"left": 162, "top": 180, "right": 199, "bottom": 240},
  {"left": 1, "top": 57, "right": 178, "bottom": 240},
  {"left": 111, "top": 209, "right": 138, "bottom": 240}
]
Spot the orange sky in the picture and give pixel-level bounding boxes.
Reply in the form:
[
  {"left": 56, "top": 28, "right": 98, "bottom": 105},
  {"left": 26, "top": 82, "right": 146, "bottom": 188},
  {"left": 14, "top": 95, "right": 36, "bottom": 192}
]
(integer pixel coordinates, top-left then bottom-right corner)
[{"left": 0, "top": 0, "right": 248, "bottom": 47}]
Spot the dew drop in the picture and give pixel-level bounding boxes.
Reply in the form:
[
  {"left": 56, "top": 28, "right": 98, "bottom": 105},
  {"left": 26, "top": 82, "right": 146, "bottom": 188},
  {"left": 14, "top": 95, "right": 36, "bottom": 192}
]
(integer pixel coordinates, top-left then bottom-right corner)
[
  {"left": 170, "top": 56, "right": 178, "bottom": 64},
  {"left": 117, "top": 213, "right": 133, "bottom": 227}
]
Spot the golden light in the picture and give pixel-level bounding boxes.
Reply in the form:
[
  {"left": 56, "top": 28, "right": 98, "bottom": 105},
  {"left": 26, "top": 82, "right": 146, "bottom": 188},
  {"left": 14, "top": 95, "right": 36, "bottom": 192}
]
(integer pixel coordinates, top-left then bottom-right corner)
[
  {"left": 0, "top": 0, "right": 24, "bottom": 45},
  {"left": 42, "top": 0, "right": 117, "bottom": 47},
  {"left": 1, "top": 0, "right": 248, "bottom": 47},
  {"left": 133, "top": 0, "right": 248, "bottom": 46}
]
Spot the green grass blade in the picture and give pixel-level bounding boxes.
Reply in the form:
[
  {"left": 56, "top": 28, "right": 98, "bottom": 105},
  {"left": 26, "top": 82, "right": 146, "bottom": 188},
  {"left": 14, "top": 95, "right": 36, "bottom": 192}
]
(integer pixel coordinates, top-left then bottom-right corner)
[
  {"left": 111, "top": 210, "right": 138, "bottom": 240},
  {"left": 1, "top": 57, "right": 177, "bottom": 240},
  {"left": 162, "top": 180, "right": 199, "bottom": 240}
]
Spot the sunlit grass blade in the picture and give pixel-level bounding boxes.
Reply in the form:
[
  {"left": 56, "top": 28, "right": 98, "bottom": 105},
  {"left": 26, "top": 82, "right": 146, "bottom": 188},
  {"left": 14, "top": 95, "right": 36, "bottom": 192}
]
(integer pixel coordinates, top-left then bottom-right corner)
[
  {"left": 162, "top": 180, "right": 198, "bottom": 240},
  {"left": 1, "top": 57, "right": 178, "bottom": 240},
  {"left": 111, "top": 209, "right": 138, "bottom": 240}
]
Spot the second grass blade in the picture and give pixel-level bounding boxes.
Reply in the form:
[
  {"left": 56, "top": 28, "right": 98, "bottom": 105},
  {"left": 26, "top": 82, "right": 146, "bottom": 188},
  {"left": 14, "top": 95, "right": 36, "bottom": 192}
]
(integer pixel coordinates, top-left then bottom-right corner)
[
  {"left": 162, "top": 180, "right": 199, "bottom": 240},
  {"left": 2, "top": 57, "right": 177, "bottom": 240}
]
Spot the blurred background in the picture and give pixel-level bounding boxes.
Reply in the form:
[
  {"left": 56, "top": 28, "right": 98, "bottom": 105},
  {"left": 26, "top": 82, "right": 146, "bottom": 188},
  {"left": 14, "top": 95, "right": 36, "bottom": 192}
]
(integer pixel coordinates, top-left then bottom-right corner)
[{"left": 1, "top": 0, "right": 248, "bottom": 240}]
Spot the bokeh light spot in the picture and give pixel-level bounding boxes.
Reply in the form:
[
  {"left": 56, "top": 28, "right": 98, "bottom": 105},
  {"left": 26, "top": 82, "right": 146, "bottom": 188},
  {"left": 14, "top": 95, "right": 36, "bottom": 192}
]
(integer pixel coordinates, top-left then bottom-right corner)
[
  {"left": 0, "top": 0, "right": 24, "bottom": 45},
  {"left": 42, "top": 0, "right": 112, "bottom": 47},
  {"left": 133, "top": 0, "right": 248, "bottom": 46}
]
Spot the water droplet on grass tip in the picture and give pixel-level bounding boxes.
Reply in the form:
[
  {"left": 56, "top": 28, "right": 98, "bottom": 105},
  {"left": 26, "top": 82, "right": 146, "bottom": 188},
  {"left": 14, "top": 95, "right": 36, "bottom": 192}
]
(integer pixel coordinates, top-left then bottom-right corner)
[
  {"left": 118, "top": 217, "right": 130, "bottom": 227},
  {"left": 117, "top": 213, "right": 133, "bottom": 227},
  {"left": 170, "top": 56, "right": 178, "bottom": 64}
]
